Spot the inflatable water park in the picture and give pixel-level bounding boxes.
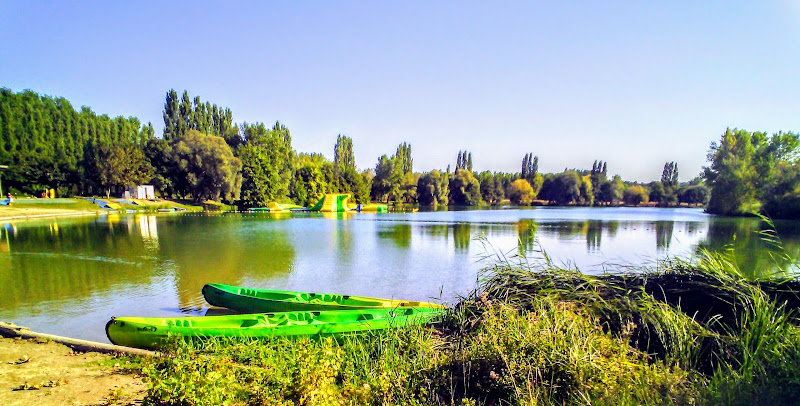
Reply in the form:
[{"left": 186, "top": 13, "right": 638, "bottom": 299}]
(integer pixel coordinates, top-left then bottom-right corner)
[{"left": 248, "top": 194, "right": 390, "bottom": 214}]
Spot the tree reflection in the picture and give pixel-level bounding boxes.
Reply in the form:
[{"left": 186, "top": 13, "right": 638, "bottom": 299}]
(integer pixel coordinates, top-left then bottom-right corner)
[
  {"left": 0, "top": 216, "right": 155, "bottom": 312},
  {"left": 655, "top": 221, "right": 675, "bottom": 252},
  {"left": 159, "top": 215, "right": 296, "bottom": 308},
  {"left": 377, "top": 224, "right": 412, "bottom": 248},
  {"left": 453, "top": 223, "right": 471, "bottom": 252},
  {"left": 586, "top": 220, "right": 603, "bottom": 253},
  {"left": 518, "top": 219, "right": 537, "bottom": 254},
  {"left": 696, "top": 218, "right": 800, "bottom": 278}
]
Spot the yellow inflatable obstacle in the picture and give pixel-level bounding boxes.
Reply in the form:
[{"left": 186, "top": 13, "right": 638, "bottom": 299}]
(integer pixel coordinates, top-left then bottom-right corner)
[
  {"left": 309, "top": 194, "right": 389, "bottom": 213},
  {"left": 309, "top": 194, "right": 352, "bottom": 212},
  {"left": 249, "top": 202, "right": 308, "bottom": 213},
  {"left": 352, "top": 203, "right": 389, "bottom": 213}
]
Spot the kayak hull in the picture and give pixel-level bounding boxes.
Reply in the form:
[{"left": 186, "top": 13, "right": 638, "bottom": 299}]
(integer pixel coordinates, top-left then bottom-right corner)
[
  {"left": 202, "top": 283, "right": 444, "bottom": 313},
  {"left": 106, "top": 307, "right": 443, "bottom": 349}
]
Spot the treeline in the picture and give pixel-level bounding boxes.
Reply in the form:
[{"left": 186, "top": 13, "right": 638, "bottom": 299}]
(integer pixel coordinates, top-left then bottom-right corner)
[
  {"left": 0, "top": 87, "right": 708, "bottom": 208},
  {"left": 407, "top": 158, "right": 709, "bottom": 208},
  {"left": 705, "top": 128, "right": 800, "bottom": 218},
  {"left": 0, "top": 88, "right": 153, "bottom": 196},
  {"left": 3, "top": 88, "right": 797, "bottom": 218}
]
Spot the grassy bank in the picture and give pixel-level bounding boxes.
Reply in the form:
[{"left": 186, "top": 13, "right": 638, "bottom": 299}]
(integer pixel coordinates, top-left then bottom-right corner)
[
  {"left": 0, "top": 198, "right": 99, "bottom": 219},
  {"left": 0, "top": 197, "right": 203, "bottom": 220},
  {"left": 138, "top": 248, "right": 800, "bottom": 405}
]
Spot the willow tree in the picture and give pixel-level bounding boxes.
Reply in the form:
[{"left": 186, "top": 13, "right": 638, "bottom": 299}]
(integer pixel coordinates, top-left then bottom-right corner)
[{"left": 171, "top": 130, "right": 241, "bottom": 202}]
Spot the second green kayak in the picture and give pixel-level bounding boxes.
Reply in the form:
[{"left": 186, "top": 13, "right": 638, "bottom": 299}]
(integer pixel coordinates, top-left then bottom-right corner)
[
  {"left": 106, "top": 306, "right": 443, "bottom": 349},
  {"left": 202, "top": 283, "right": 444, "bottom": 313}
]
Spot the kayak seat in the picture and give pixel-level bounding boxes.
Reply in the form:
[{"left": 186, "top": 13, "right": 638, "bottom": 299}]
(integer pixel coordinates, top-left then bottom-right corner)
[
  {"left": 240, "top": 288, "right": 259, "bottom": 298},
  {"left": 289, "top": 312, "right": 316, "bottom": 324},
  {"left": 240, "top": 319, "right": 260, "bottom": 328}
]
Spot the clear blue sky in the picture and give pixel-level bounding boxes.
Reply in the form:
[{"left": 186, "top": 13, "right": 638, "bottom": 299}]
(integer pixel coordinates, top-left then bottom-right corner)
[{"left": 2, "top": 1, "right": 799, "bottom": 182}]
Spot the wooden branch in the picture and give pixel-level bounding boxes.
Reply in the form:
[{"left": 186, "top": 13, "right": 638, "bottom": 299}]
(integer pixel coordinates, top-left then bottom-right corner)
[{"left": 0, "top": 321, "right": 158, "bottom": 357}]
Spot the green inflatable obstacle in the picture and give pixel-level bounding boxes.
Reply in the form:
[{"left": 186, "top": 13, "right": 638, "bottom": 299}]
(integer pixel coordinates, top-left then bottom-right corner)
[{"left": 309, "top": 194, "right": 352, "bottom": 212}]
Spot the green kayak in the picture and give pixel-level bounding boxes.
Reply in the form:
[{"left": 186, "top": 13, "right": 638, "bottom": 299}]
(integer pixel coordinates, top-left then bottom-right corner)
[
  {"left": 202, "top": 283, "right": 444, "bottom": 313},
  {"left": 105, "top": 307, "right": 443, "bottom": 349}
]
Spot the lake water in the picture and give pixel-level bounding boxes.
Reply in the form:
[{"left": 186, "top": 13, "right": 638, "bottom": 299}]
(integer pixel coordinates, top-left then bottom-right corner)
[{"left": 2, "top": 207, "right": 799, "bottom": 343}]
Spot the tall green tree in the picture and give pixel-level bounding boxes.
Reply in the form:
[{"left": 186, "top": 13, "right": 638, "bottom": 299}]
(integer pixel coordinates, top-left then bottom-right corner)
[
  {"left": 95, "top": 143, "right": 153, "bottom": 198},
  {"left": 648, "top": 181, "right": 665, "bottom": 204},
  {"left": 678, "top": 185, "right": 710, "bottom": 206},
  {"left": 590, "top": 160, "right": 608, "bottom": 194},
  {"left": 478, "top": 171, "right": 505, "bottom": 205},
  {"left": 596, "top": 176, "right": 624, "bottom": 205},
  {"left": 395, "top": 142, "right": 413, "bottom": 175},
  {"left": 704, "top": 129, "right": 760, "bottom": 215},
  {"left": 291, "top": 153, "right": 335, "bottom": 206},
  {"left": 0, "top": 88, "right": 152, "bottom": 196},
  {"left": 331, "top": 134, "right": 370, "bottom": 202},
  {"left": 238, "top": 122, "right": 294, "bottom": 207},
  {"left": 660, "top": 162, "right": 679, "bottom": 206},
  {"left": 456, "top": 150, "right": 473, "bottom": 171},
  {"left": 416, "top": 170, "right": 449, "bottom": 205},
  {"left": 333, "top": 134, "right": 355, "bottom": 174},
  {"left": 171, "top": 130, "right": 242, "bottom": 202},
  {"left": 162, "top": 89, "right": 238, "bottom": 147},
  {"left": 449, "top": 169, "right": 482, "bottom": 205},
  {"left": 371, "top": 154, "right": 402, "bottom": 202},
  {"left": 521, "top": 153, "right": 539, "bottom": 180},
  {"left": 762, "top": 161, "right": 800, "bottom": 218}
]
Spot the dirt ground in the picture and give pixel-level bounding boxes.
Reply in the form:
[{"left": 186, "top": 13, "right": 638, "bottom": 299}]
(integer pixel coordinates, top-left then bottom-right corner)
[{"left": 0, "top": 337, "right": 146, "bottom": 406}]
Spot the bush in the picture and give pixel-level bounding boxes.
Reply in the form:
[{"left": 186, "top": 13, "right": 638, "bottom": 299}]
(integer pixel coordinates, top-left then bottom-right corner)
[
  {"left": 507, "top": 179, "right": 535, "bottom": 205},
  {"left": 623, "top": 185, "right": 649, "bottom": 206}
]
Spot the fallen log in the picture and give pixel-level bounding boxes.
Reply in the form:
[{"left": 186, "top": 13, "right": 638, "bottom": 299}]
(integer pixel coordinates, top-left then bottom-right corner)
[{"left": 0, "top": 321, "right": 158, "bottom": 357}]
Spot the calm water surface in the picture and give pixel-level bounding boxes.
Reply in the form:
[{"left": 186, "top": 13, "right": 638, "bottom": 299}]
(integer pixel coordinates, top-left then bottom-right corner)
[{"left": 2, "top": 207, "right": 799, "bottom": 342}]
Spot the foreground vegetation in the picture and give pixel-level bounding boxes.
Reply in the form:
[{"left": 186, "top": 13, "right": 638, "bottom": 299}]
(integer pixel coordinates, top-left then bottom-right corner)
[{"left": 141, "top": 248, "right": 800, "bottom": 405}]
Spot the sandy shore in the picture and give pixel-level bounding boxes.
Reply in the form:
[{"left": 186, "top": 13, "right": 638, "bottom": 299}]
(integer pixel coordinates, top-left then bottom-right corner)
[{"left": 0, "top": 337, "right": 146, "bottom": 406}]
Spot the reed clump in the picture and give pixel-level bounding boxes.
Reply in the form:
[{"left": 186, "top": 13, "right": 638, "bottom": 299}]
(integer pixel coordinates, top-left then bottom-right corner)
[{"left": 142, "top": 249, "right": 800, "bottom": 405}]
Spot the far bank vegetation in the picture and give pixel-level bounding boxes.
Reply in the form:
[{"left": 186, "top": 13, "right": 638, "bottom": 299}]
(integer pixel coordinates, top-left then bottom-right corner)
[{"left": 1, "top": 88, "right": 797, "bottom": 217}]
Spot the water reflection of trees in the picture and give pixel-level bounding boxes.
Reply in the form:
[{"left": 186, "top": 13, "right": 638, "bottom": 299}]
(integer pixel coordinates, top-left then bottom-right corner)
[
  {"left": 655, "top": 221, "right": 674, "bottom": 251},
  {"left": 159, "top": 215, "right": 296, "bottom": 308},
  {"left": 696, "top": 218, "right": 800, "bottom": 278},
  {"left": 586, "top": 220, "right": 603, "bottom": 253},
  {"left": 518, "top": 220, "right": 537, "bottom": 253},
  {"left": 416, "top": 222, "right": 512, "bottom": 252},
  {"left": 0, "top": 215, "right": 299, "bottom": 312},
  {"left": 516, "top": 220, "right": 615, "bottom": 255},
  {"left": 0, "top": 216, "right": 156, "bottom": 312},
  {"left": 377, "top": 224, "right": 411, "bottom": 248},
  {"left": 453, "top": 223, "right": 471, "bottom": 251}
]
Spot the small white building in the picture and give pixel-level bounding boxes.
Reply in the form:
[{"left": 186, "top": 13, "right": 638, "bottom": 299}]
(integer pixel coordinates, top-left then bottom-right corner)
[{"left": 126, "top": 185, "right": 155, "bottom": 200}]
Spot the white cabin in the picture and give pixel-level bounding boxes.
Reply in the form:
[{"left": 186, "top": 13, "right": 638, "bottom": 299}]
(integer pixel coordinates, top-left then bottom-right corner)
[{"left": 125, "top": 185, "right": 155, "bottom": 200}]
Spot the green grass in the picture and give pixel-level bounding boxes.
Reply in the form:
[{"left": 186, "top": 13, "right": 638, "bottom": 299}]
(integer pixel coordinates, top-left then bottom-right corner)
[
  {"left": 8, "top": 197, "right": 98, "bottom": 211},
  {"left": 4, "top": 197, "right": 204, "bottom": 213},
  {"left": 138, "top": 247, "right": 800, "bottom": 405}
]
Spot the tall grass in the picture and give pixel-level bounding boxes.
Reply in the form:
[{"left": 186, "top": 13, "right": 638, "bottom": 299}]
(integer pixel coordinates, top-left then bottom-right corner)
[{"left": 142, "top": 240, "right": 800, "bottom": 405}]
